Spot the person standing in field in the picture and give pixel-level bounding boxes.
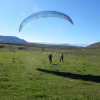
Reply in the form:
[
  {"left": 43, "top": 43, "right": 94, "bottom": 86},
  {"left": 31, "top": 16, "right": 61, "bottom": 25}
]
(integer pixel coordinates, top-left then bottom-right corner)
[
  {"left": 48, "top": 54, "right": 52, "bottom": 64},
  {"left": 60, "top": 53, "right": 64, "bottom": 62}
]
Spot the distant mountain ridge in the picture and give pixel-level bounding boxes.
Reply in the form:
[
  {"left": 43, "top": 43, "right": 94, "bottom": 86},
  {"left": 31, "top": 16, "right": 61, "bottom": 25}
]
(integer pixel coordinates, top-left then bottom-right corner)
[
  {"left": 0, "top": 35, "right": 27, "bottom": 44},
  {"left": 32, "top": 42, "right": 89, "bottom": 47},
  {"left": 60, "top": 43, "right": 89, "bottom": 47},
  {"left": 0, "top": 35, "right": 91, "bottom": 47},
  {"left": 87, "top": 42, "right": 100, "bottom": 48}
]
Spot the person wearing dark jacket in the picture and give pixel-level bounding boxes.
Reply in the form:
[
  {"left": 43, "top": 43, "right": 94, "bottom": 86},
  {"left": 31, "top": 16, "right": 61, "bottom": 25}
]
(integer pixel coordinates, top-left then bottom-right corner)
[
  {"left": 60, "top": 53, "right": 64, "bottom": 62},
  {"left": 48, "top": 54, "right": 52, "bottom": 64}
]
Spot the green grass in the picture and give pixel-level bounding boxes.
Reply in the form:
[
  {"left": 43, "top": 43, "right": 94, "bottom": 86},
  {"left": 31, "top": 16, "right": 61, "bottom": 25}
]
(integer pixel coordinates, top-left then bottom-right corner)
[{"left": 0, "top": 47, "right": 100, "bottom": 100}]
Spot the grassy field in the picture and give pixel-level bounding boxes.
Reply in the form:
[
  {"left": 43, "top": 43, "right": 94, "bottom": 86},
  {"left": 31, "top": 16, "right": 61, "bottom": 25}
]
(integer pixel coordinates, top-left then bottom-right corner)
[{"left": 0, "top": 45, "right": 100, "bottom": 100}]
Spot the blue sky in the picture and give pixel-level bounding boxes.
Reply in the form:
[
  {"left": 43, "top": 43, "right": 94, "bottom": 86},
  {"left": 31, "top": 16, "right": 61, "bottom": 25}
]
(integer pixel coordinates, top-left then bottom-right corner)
[{"left": 0, "top": 0, "right": 100, "bottom": 45}]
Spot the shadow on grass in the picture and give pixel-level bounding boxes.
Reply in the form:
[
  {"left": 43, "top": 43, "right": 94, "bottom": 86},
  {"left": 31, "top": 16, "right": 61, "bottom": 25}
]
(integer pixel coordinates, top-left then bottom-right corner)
[
  {"left": 52, "top": 64, "right": 58, "bottom": 66},
  {"left": 37, "top": 68, "right": 100, "bottom": 83}
]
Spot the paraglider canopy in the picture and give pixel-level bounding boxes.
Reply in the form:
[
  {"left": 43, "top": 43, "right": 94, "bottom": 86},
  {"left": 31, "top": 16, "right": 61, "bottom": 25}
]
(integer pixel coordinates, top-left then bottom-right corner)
[{"left": 19, "top": 11, "right": 74, "bottom": 32}]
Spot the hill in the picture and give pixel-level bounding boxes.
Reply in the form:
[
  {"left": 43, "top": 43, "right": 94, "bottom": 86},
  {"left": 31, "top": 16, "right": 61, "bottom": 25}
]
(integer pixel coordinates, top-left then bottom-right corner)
[
  {"left": 87, "top": 42, "right": 100, "bottom": 48},
  {"left": 0, "top": 35, "right": 27, "bottom": 44},
  {"left": 0, "top": 35, "right": 88, "bottom": 48}
]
